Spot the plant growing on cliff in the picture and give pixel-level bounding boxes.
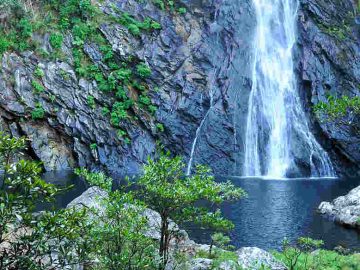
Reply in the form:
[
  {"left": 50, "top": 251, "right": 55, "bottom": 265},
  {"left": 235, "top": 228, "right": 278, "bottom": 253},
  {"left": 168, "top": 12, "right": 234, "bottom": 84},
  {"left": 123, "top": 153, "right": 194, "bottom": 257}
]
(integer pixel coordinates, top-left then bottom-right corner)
[
  {"left": 31, "top": 103, "right": 45, "bottom": 119},
  {"left": 135, "top": 152, "right": 246, "bottom": 269},
  {"left": 314, "top": 95, "right": 360, "bottom": 135}
]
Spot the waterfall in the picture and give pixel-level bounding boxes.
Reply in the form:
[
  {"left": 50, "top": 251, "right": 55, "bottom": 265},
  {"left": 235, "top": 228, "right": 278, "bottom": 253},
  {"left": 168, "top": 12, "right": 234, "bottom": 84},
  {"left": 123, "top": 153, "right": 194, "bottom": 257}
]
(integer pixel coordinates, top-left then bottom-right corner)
[{"left": 243, "top": 0, "right": 335, "bottom": 178}]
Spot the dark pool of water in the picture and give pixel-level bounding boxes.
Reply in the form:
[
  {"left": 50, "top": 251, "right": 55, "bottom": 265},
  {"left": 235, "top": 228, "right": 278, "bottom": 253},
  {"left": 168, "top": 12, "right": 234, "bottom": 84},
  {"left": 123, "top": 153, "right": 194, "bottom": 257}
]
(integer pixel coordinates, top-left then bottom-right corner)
[
  {"left": 42, "top": 172, "right": 360, "bottom": 250},
  {"left": 188, "top": 176, "right": 360, "bottom": 251}
]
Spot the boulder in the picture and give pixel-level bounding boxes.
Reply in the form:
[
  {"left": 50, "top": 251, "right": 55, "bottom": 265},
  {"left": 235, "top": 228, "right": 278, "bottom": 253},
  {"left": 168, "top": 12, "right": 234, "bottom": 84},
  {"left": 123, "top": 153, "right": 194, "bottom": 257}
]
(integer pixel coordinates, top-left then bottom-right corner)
[
  {"left": 188, "top": 258, "right": 213, "bottom": 270},
  {"left": 318, "top": 185, "right": 360, "bottom": 228},
  {"left": 236, "top": 247, "right": 287, "bottom": 270},
  {"left": 66, "top": 186, "right": 108, "bottom": 210}
]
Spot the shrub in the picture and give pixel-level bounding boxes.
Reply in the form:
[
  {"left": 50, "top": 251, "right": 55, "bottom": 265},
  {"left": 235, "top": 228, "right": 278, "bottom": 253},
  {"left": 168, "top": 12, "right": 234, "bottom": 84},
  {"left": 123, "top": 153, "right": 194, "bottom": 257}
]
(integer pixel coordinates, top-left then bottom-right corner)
[
  {"left": 49, "top": 32, "right": 64, "bottom": 49},
  {"left": 101, "top": 106, "right": 110, "bottom": 116},
  {"left": 17, "top": 18, "right": 33, "bottom": 38},
  {"left": 128, "top": 24, "right": 141, "bottom": 35},
  {"left": 34, "top": 67, "right": 45, "bottom": 78},
  {"left": 136, "top": 63, "right": 152, "bottom": 78},
  {"left": 87, "top": 95, "right": 96, "bottom": 109},
  {"left": 110, "top": 102, "right": 128, "bottom": 127},
  {"left": 0, "top": 37, "right": 11, "bottom": 55},
  {"left": 156, "top": 123, "right": 164, "bottom": 132},
  {"left": 74, "top": 168, "right": 112, "bottom": 192},
  {"left": 31, "top": 103, "right": 45, "bottom": 119},
  {"left": 178, "top": 7, "right": 187, "bottom": 14},
  {"left": 31, "top": 80, "right": 45, "bottom": 93}
]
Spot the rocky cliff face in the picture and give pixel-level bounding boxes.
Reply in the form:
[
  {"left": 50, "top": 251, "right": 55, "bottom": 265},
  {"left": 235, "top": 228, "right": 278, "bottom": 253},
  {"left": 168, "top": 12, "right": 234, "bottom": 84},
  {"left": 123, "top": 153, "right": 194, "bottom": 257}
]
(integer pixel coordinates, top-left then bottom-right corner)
[
  {"left": 0, "top": 0, "right": 359, "bottom": 177},
  {"left": 297, "top": 0, "right": 360, "bottom": 176}
]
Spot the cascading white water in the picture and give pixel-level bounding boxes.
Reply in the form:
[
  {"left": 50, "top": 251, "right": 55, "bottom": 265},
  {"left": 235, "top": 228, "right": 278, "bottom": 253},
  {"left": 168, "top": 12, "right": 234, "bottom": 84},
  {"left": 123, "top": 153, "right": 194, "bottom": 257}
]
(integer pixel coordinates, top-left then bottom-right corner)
[{"left": 243, "top": 0, "right": 335, "bottom": 178}]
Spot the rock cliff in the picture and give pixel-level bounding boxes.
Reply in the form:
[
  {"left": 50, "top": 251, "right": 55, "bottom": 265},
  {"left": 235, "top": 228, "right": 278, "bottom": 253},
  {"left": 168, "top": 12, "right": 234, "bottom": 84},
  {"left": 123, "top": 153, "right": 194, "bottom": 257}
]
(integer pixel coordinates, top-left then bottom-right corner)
[{"left": 0, "top": 0, "right": 359, "bottom": 177}]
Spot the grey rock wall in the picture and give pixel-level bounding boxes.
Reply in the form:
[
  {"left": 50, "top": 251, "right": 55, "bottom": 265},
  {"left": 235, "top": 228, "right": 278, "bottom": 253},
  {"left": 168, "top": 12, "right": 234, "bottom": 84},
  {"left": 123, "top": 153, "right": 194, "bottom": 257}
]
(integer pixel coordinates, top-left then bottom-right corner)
[{"left": 0, "top": 0, "right": 359, "bottom": 177}]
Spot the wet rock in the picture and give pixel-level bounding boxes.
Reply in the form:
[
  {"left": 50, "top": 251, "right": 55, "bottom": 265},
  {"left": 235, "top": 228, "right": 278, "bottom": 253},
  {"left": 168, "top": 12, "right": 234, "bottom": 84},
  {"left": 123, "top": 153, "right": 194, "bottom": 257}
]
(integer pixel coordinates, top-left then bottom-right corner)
[
  {"left": 19, "top": 121, "right": 75, "bottom": 171},
  {"left": 297, "top": 0, "right": 360, "bottom": 176},
  {"left": 0, "top": 0, "right": 357, "bottom": 177},
  {"left": 236, "top": 247, "right": 287, "bottom": 270},
  {"left": 318, "top": 185, "right": 360, "bottom": 229}
]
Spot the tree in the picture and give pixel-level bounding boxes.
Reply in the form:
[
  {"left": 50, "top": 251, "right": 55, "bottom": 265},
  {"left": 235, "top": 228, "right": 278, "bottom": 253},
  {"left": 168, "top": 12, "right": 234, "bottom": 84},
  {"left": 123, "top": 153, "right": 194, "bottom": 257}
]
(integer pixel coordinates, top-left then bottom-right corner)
[
  {"left": 136, "top": 152, "right": 246, "bottom": 269},
  {"left": 75, "top": 168, "right": 159, "bottom": 270},
  {"left": 0, "top": 132, "right": 93, "bottom": 269},
  {"left": 90, "top": 190, "right": 158, "bottom": 270}
]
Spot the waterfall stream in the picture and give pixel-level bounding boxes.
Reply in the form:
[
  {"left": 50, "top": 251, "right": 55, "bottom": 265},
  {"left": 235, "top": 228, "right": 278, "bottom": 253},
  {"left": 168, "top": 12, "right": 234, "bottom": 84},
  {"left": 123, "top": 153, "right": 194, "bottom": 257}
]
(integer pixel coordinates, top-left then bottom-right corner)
[{"left": 243, "top": 0, "right": 335, "bottom": 178}]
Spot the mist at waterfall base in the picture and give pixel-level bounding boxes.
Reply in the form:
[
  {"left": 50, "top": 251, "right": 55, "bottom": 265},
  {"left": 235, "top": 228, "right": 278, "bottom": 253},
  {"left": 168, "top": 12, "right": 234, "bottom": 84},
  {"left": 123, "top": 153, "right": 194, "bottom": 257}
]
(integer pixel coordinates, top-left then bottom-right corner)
[{"left": 43, "top": 171, "right": 360, "bottom": 250}]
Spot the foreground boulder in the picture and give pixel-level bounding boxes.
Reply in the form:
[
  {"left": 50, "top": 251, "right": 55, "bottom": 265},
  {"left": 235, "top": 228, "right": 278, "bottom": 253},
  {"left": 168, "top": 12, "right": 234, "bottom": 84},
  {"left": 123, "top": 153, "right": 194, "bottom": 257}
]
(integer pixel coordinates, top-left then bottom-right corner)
[
  {"left": 318, "top": 185, "right": 360, "bottom": 229},
  {"left": 236, "top": 247, "right": 287, "bottom": 270}
]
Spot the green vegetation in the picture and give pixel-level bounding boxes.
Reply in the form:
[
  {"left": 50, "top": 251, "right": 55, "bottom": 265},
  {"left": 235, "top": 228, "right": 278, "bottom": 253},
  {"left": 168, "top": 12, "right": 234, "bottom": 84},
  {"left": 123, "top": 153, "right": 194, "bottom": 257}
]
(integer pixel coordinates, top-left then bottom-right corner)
[
  {"left": 31, "top": 103, "right": 45, "bottom": 119},
  {"left": 0, "top": 0, "right": 164, "bottom": 145},
  {"left": 90, "top": 142, "right": 97, "bottom": 150},
  {"left": 136, "top": 151, "right": 246, "bottom": 269},
  {"left": 49, "top": 32, "right": 64, "bottom": 49},
  {"left": 178, "top": 7, "right": 187, "bottom": 14},
  {"left": 156, "top": 123, "right": 165, "bottom": 132},
  {"left": 1, "top": 133, "right": 359, "bottom": 269},
  {"left": 89, "top": 190, "right": 158, "bottom": 269},
  {"left": 75, "top": 167, "right": 112, "bottom": 192},
  {"left": 31, "top": 80, "right": 45, "bottom": 93},
  {"left": 114, "top": 11, "right": 162, "bottom": 35},
  {"left": 273, "top": 237, "right": 360, "bottom": 270},
  {"left": 209, "top": 232, "right": 234, "bottom": 256},
  {"left": 136, "top": 62, "right": 152, "bottom": 78},
  {"left": 0, "top": 132, "right": 159, "bottom": 269},
  {"left": 34, "top": 66, "right": 45, "bottom": 78},
  {"left": 87, "top": 95, "right": 96, "bottom": 109},
  {"left": 315, "top": 95, "right": 360, "bottom": 120},
  {"left": 152, "top": 0, "right": 187, "bottom": 14},
  {"left": 314, "top": 95, "right": 360, "bottom": 135},
  {"left": 0, "top": 132, "right": 89, "bottom": 269}
]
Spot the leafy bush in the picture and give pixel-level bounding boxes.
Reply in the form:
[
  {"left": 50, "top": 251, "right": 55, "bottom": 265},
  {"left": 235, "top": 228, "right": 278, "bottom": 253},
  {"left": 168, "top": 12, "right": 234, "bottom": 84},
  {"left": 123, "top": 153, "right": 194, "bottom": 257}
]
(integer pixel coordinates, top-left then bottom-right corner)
[
  {"left": 314, "top": 95, "right": 360, "bottom": 120},
  {"left": 0, "top": 37, "right": 11, "bottom": 55},
  {"left": 49, "top": 32, "right": 64, "bottom": 49},
  {"left": 0, "top": 133, "right": 157, "bottom": 269},
  {"left": 89, "top": 191, "right": 158, "bottom": 269},
  {"left": 31, "top": 103, "right": 45, "bottom": 119},
  {"left": 74, "top": 167, "right": 112, "bottom": 192},
  {"left": 156, "top": 123, "right": 164, "bottom": 132},
  {"left": 110, "top": 101, "right": 128, "bottom": 126},
  {"left": 34, "top": 67, "right": 44, "bottom": 78},
  {"left": 31, "top": 80, "right": 45, "bottom": 93},
  {"left": 136, "top": 63, "right": 152, "bottom": 78},
  {"left": 90, "top": 143, "right": 97, "bottom": 150},
  {"left": 87, "top": 95, "right": 96, "bottom": 109},
  {"left": 178, "top": 7, "right": 187, "bottom": 14},
  {"left": 274, "top": 239, "right": 360, "bottom": 270}
]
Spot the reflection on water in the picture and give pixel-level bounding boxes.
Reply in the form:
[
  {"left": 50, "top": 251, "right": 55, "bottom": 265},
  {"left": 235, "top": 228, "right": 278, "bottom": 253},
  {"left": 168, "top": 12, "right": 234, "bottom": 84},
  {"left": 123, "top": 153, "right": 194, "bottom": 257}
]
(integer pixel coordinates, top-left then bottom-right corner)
[{"left": 42, "top": 172, "right": 360, "bottom": 250}]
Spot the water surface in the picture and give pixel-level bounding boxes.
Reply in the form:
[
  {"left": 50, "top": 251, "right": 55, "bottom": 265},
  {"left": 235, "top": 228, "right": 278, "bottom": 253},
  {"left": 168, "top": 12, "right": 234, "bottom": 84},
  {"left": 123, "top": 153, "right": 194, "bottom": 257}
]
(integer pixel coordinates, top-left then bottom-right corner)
[
  {"left": 43, "top": 172, "right": 360, "bottom": 250},
  {"left": 189, "top": 176, "right": 360, "bottom": 250}
]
